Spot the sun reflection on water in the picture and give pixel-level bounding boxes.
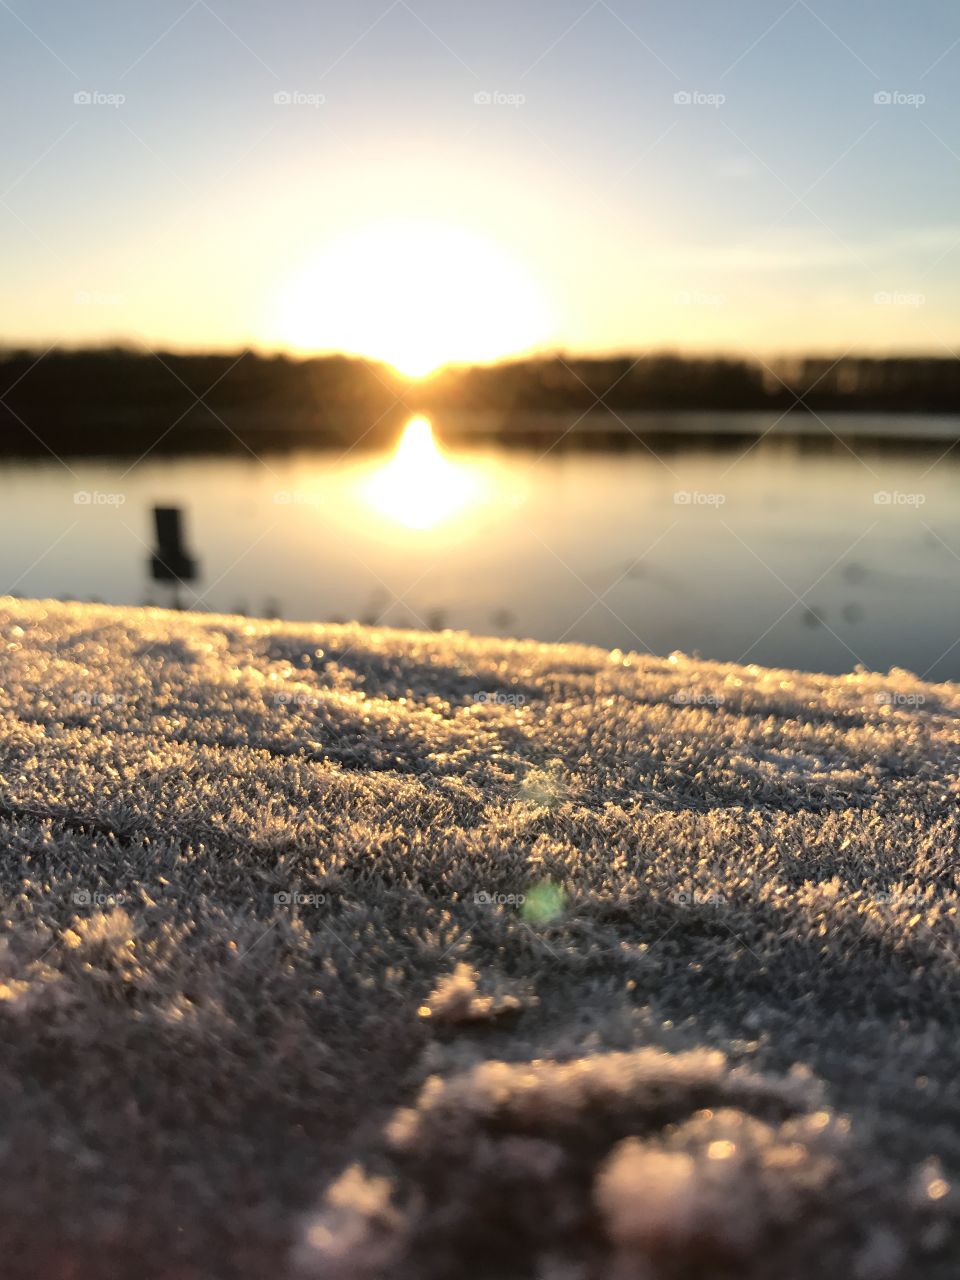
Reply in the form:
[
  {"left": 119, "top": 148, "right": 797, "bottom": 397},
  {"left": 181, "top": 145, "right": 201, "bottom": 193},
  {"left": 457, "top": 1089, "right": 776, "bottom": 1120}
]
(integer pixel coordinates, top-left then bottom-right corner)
[{"left": 363, "top": 416, "right": 483, "bottom": 530}]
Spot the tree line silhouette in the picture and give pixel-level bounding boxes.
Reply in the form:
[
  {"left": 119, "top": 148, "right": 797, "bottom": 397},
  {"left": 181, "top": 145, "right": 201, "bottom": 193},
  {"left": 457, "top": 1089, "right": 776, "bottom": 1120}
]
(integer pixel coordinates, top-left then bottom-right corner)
[{"left": 1, "top": 347, "right": 958, "bottom": 454}]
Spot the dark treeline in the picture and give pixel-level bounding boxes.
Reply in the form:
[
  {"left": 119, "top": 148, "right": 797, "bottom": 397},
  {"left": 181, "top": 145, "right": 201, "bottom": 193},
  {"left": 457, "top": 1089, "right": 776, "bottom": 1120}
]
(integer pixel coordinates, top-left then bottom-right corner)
[
  {"left": 424, "top": 354, "right": 960, "bottom": 414},
  {"left": 0, "top": 349, "right": 400, "bottom": 453},
  {"left": 1, "top": 347, "right": 958, "bottom": 455}
]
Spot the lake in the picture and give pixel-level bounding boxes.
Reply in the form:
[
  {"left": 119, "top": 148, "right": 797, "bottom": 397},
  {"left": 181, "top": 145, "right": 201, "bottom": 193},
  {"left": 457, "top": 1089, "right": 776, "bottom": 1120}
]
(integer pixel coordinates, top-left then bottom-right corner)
[{"left": 5, "top": 412, "right": 960, "bottom": 680}]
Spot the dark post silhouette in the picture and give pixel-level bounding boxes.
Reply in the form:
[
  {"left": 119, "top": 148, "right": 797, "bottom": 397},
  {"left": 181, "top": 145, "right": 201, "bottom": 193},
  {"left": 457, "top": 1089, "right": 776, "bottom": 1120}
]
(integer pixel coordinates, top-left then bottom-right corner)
[{"left": 149, "top": 506, "right": 198, "bottom": 609}]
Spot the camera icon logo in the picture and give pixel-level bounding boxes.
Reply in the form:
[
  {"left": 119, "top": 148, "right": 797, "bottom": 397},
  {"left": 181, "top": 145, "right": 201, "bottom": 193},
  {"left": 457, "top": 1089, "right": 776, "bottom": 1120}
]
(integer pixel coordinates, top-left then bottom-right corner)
[
  {"left": 474, "top": 91, "right": 492, "bottom": 105},
  {"left": 674, "top": 90, "right": 692, "bottom": 105},
  {"left": 74, "top": 90, "right": 92, "bottom": 105},
  {"left": 874, "top": 90, "right": 892, "bottom": 105},
  {"left": 274, "top": 891, "right": 292, "bottom": 905},
  {"left": 73, "top": 889, "right": 92, "bottom": 905}
]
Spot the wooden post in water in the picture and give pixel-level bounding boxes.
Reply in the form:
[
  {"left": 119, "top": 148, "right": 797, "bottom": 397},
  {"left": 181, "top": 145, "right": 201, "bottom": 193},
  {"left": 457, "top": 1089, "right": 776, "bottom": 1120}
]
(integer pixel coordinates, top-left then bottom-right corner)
[{"left": 149, "top": 506, "right": 198, "bottom": 610}]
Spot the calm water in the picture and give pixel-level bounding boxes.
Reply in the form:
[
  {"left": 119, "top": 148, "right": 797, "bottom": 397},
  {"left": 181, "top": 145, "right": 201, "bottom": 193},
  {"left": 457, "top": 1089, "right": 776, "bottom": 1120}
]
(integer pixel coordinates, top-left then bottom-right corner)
[{"left": 4, "top": 414, "right": 960, "bottom": 680}]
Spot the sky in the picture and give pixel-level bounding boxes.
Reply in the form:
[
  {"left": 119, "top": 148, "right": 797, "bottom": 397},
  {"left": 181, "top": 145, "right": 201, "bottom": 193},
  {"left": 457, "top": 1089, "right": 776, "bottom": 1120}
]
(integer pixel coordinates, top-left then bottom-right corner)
[{"left": 2, "top": 0, "right": 960, "bottom": 366}]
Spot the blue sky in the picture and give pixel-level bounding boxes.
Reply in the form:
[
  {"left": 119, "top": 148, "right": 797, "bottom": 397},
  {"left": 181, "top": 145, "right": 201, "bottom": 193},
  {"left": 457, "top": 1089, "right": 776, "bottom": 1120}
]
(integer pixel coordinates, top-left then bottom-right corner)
[{"left": 2, "top": 0, "right": 959, "bottom": 359}]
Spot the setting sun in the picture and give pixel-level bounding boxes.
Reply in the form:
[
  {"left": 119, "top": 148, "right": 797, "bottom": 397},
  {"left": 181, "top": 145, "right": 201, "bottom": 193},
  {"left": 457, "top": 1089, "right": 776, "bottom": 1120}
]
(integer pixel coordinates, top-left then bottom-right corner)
[{"left": 272, "top": 221, "right": 551, "bottom": 377}]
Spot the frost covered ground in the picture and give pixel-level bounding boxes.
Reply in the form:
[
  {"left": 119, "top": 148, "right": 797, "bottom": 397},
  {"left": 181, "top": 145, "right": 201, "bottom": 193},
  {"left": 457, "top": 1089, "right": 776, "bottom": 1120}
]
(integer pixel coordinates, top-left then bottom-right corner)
[{"left": 0, "top": 598, "right": 959, "bottom": 1279}]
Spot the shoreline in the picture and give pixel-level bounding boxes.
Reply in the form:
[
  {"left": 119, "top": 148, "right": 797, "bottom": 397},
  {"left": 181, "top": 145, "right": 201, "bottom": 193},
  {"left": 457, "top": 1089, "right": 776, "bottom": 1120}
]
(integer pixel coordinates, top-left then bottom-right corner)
[{"left": 2, "top": 405, "right": 960, "bottom": 459}]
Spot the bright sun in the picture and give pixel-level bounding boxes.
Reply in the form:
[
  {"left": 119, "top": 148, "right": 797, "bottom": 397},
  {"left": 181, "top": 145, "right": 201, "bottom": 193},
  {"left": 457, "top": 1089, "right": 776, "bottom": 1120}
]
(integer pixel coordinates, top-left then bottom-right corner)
[{"left": 273, "top": 221, "right": 550, "bottom": 377}]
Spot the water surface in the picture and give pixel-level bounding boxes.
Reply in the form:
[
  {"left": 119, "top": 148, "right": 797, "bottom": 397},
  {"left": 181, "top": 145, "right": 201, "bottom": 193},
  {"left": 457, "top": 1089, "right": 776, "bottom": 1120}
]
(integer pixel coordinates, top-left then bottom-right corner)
[{"left": 4, "top": 414, "right": 959, "bottom": 680}]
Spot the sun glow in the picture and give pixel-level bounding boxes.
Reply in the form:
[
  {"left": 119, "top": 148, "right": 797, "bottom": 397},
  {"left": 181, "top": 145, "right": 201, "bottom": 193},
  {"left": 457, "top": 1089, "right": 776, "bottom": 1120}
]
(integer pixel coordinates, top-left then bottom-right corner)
[
  {"left": 273, "top": 221, "right": 551, "bottom": 377},
  {"left": 363, "top": 415, "right": 481, "bottom": 530}
]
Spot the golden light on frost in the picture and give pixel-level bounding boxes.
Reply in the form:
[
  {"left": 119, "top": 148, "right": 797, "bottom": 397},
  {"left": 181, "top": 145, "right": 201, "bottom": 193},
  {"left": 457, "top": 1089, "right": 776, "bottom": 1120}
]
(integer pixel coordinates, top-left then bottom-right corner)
[{"left": 706, "top": 1140, "right": 736, "bottom": 1161}]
